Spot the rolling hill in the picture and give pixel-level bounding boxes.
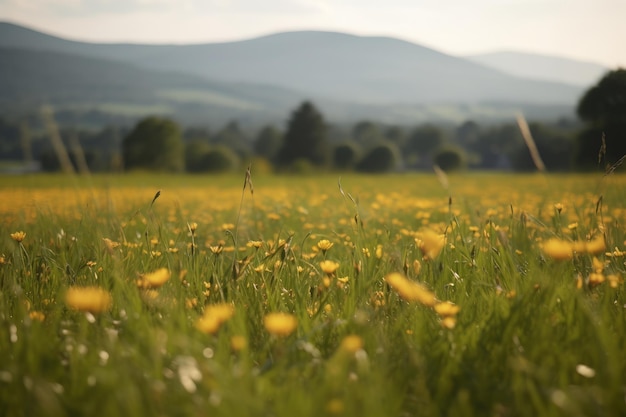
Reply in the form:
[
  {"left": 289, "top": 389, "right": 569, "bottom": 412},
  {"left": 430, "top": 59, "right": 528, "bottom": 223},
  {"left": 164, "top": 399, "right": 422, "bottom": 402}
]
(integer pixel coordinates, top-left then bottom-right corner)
[
  {"left": 0, "top": 21, "right": 594, "bottom": 124},
  {"left": 0, "top": 46, "right": 306, "bottom": 124}
]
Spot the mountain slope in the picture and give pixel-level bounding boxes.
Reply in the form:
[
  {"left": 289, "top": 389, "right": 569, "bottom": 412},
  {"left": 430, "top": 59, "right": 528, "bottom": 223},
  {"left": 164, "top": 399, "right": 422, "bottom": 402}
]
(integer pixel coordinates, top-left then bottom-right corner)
[
  {"left": 466, "top": 51, "right": 608, "bottom": 87},
  {"left": 0, "top": 21, "right": 583, "bottom": 105},
  {"left": 0, "top": 46, "right": 305, "bottom": 123}
]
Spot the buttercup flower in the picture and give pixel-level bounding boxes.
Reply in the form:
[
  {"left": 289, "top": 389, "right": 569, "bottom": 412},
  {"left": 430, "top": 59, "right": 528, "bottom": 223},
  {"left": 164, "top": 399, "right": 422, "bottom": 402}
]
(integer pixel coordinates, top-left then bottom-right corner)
[
  {"left": 65, "top": 286, "right": 112, "bottom": 314},
  {"left": 434, "top": 301, "right": 460, "bottom": 317},
  {"left": 196, "top": 303, "right": 234, "bottom": 334},
  {"left": 247, "top": 240, "right": 263, "bottom": 249},
  {"left": 137, "top": 268, "right": 171, "bottom": 289},
  {"left": 10, "top": 231, "right": 26, "bottom": 243},
  {"left": 320, "top": 260, "right": 340, "bottom": 275},
  {"left": 264, "top": 312, "right": 298, "bottom": 336},
  {"left": 317, "top": 239, "right": 334, "bottom": 253},
  {"left": 542, "top": 238, "right": 574, "bottom": 260},
  {"left": 339, "top": 335, "right": 363, "bottom": 354},
  {"left": 542, "top": 236, "right": 606, "bottom": 260},
  {"left": 385, "top": 272, "right": 437, "bottom": 307},
  {"left": 415, "top": 229, "right": 445, "bottom": 260}
]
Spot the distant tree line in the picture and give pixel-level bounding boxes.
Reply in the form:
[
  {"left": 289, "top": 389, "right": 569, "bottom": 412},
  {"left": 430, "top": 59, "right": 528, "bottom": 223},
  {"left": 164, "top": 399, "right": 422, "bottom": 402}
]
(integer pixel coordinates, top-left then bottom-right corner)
[{"left": 1, "top": 69, "right": 624, "bottom": 174}]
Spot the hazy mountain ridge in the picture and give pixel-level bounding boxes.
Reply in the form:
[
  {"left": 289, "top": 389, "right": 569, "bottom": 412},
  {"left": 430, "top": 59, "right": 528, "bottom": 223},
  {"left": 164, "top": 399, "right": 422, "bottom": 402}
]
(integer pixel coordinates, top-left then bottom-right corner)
[
  {"left": 466, "top": 51, "right": 608, "bottom": 87},
  {"left": 0, "top": 21, "right": 596, "bottom": 124}
]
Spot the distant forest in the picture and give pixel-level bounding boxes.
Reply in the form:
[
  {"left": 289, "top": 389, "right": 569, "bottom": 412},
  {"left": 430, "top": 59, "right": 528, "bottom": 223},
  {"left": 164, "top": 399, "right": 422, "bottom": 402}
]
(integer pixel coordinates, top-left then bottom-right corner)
[{"left": 0, "top": 99, "right": 606, "bottom": 174}]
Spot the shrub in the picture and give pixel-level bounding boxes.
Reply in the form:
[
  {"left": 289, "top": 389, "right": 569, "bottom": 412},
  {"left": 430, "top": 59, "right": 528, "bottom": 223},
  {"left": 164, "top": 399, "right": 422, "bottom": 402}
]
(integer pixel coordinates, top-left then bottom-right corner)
[
  {"left": 201, "top": 146, "right": 240, "bottom": 173},
  {"left": 356, "top": 142, "right": 400, "bottom": 173},
  {"left": 433, "top": 146, "right": 467, "bottom": 172},
  {"left": 332, "top": 142, "right": 361, "bottom": 171}
]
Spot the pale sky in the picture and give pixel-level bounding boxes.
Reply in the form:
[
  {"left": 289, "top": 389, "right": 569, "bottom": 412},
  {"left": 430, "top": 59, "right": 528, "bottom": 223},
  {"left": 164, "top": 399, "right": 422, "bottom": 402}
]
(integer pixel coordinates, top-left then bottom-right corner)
[{"left": 0, "top": 0, "right": 624, "bottom": 67}]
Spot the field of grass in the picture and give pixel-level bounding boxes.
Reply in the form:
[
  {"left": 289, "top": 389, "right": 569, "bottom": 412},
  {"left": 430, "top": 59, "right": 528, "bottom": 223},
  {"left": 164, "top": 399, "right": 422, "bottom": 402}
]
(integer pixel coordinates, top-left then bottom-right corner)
[{"left": 1, "top": 172, "right": 625, "bottom": 417}]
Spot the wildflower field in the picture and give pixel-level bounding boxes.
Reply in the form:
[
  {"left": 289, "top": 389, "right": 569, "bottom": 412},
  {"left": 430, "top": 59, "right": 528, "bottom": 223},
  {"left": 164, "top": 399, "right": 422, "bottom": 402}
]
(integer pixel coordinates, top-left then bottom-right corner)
[{"left": 1, "top": 172, "right": 625, "bottom": 417}]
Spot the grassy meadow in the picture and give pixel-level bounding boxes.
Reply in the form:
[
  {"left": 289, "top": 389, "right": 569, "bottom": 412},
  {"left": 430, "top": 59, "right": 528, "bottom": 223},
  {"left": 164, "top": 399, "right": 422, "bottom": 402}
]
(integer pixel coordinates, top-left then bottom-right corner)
[{"left": 1, "top": 171, "right": 625, "bottom": 417}]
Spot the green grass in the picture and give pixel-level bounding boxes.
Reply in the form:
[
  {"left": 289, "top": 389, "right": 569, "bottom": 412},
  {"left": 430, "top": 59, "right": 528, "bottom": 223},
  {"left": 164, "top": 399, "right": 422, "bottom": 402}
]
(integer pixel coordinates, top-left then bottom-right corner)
[{"left": 0, "top": 172, "right": 625, "bottom": 417}]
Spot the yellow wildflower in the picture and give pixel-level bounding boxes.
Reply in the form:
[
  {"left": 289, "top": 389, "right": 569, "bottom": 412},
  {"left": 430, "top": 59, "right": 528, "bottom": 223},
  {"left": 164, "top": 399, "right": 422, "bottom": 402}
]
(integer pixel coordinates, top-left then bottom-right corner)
[
  {"left": 415, "top": 229, "right": 446, "bottom": 260},
  {"left": 10, "top": 231, "right": 26, "bottom": 243},
  {"left": 230, "top": 335, "right": 247, "bottom": 351},
  {"left": 264, "top": 312, "right": 298, "bottom": 336},
  {"left": 65, "top": 286, "right": 112, "bottom": 314},
  {"left": 317, "top": 239, "right": 334, "bottom": 253},
  {"left": 102, "top": 238, "right": 120, "bottom": 252},
  {"left": 29, "top": 311, "right": 45, "bottom": 322},
  {"left": 196, "top": 303, "right": 234, "bottom": 334},
  {"left": 606, "top": 274, "right": 622, "bottom": 288},
  {"left": 542, "top": 238, "right": 574, "bottom": 260},
  {"left": 441, "top": 316, "right": 457, "bottom": 329},
  {"left": 339, "top": 335, "right": 363, "bottom": 354},
  {"left": 209, "top": 245, "right": 223, "bottom": 255},
  {"left": 592, "top": 257, "right": 605, "bottom": 273},
  {"left": 413, "top": 260, "right": 422, "bottom": 275},
  {"left": 385, "top": 272, "right": 437, "bottom": 307},
  {"left": 247, "top": 240, "right": 263, "bottom": 249},
  {"left": 588, "top": 272, "right": 605, "bottom": 287},
  {"left": 137, "top": 267, "right": 171, "bottom": 289},
  {"left": 584, "top": 236, "right": 606, "bottom": 255},
  {"left": 433, "top": 301, "right": 460, "bottom": 317},
  {"left": 320, "top": 260, "right": 340, "bottom": 275}
]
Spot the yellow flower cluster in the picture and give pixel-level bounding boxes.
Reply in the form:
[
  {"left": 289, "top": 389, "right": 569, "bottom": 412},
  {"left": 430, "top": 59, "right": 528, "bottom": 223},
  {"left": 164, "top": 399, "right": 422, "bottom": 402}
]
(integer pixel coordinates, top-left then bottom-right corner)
[
  {"left": 196, "top": 303, "right": 234, "bottom": 334},
  {"left": 542, "top": 236, "right": 606, "bottom": 260},
  {"left": 582, "top": 257, "right": 623, "bottom": 289},
  {"left": 385, "top": 272, "right": 460, "bottom": 328}
]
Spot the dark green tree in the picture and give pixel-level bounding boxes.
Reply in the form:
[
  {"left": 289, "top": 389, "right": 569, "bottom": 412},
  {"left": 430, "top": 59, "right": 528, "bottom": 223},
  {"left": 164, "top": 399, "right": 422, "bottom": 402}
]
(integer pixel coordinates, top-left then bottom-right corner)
[
  {"left": 405, "top": 124, "right": 445, "bottom": 168},
  {"left": 254, "top": 125, "right": 283, "bottom": 163},
  {"left": 184, "top": 127, "right": 212, "bottom": 143},
  {"left": 384, "top": 125, "right": 407, "bottom": 148},
  {"left": 213, "top": 121, "right": 246, "bottom": 146},
  {"left": 185, "top": 140, "right": 211, "bottom": 173},
  {"left": 277, "top": 101, "right": 329, "bottom": 167},
  {"left": 433, "top": 146, "right": 467, "bottom": 172},
  {"left": 202, "top": 146, "right": 240, "bottom": 173},
  {"left": 576, "top": 69, "right": 626, "bottom": 168},
  {"left": 122, "top": 117, "right": 184, "bottom": 172},
  {"left": 356, "top": 142, "right": 400, "bottom": 173},
  {"left": 471, "top": 124, "right": 522, "bottom": 169},
  {"left": 352, "top": 121, "right": 382, "bottom": 146},
  {"left": 455, "top": 120, "right": 480, "bottom": 146},
  {"left": 332, "top": 141, "right": 361, "bottom": 171}
]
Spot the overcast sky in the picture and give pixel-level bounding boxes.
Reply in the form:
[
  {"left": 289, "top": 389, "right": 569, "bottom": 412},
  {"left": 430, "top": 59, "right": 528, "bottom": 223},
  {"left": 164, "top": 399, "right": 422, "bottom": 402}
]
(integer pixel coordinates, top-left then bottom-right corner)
[{"left": 1, "top": 0, "right": 624, "bottom": 67}]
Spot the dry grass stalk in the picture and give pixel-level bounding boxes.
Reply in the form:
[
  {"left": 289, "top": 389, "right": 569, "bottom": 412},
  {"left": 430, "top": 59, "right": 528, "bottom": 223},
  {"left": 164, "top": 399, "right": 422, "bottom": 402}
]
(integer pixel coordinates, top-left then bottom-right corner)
[
  {"left": 598, "top": 132, "right": 606, "bottom": 165},
  {"left": 516, "top": 113, "right": 546, "bottom": 172},
  {"left": 433, "top": 164, "right": 449, "bottom": 190},
  {"left": 41, "top": 105, "right": 75, "bottom": 174},
  {"left": 69, "top": 130, "right": 91, "bottom": 175}
]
